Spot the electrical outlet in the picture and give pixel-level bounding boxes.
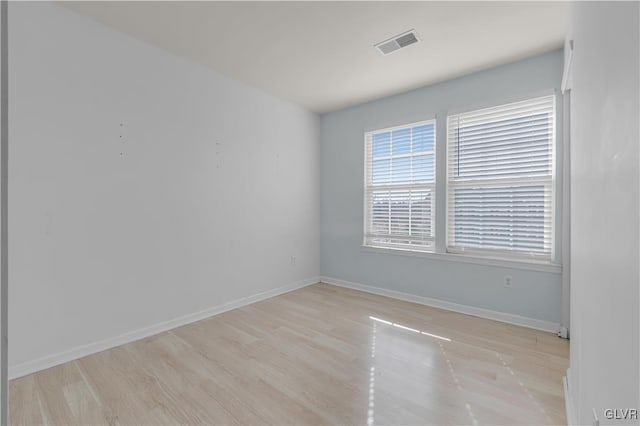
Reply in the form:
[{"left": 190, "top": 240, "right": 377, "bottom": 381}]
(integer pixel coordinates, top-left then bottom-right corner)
[
  {"left": 504, "top": 275, "right": 512, "bottom": 288},
  {"left": 290, "top": 256, "right": 296, "bottom": 265}
]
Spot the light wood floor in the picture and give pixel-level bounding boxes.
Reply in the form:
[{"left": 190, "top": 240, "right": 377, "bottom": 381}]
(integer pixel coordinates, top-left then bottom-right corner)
[{"left": 9, "top": 283, "right": 569, "bottom": 425}]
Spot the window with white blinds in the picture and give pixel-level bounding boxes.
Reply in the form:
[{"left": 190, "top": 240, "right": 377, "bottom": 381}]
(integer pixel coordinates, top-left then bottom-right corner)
[
  {"left": 364, "top": 120, "right": 435, "bottom": 252},
  {"left": 446, "top": 95, "right": 555, "bottom": 261}
]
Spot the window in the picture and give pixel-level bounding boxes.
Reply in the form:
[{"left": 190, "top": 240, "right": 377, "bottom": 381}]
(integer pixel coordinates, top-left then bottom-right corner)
[
  {"left": 364, "top": 120, "right": 435, "bottom": 252},
  {"left": 446, "top": 95, "right": 556, "bottom": 261}
]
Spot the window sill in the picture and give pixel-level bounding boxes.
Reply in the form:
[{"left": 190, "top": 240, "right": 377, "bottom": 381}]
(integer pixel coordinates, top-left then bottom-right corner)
[{"left": 361, "top": 245, "right": 562, "bottom": 273}]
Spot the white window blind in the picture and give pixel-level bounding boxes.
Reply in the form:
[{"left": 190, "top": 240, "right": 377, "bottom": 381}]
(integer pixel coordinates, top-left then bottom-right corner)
[
  {"left": 364, "top": 120, "right": 435, "bottom": 252},
  {"left": 446, "top": 95, "right": 555, "bottom": 260}
]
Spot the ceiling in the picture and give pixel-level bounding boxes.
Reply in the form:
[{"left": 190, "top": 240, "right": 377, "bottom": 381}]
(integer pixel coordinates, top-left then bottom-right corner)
[{"left": 62, "top": 1, "right": 568, "bottom": 114}]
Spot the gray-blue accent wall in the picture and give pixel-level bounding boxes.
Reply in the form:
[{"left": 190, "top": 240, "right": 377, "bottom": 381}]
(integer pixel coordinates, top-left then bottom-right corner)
[{"left": 320, "top": 49, "right": 564, "bottom": 323}]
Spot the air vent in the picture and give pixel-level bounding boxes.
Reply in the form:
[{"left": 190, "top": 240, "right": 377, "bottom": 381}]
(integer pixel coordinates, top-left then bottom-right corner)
[{"left": 374, "top": 30, "right": 420, "bottom": 55}]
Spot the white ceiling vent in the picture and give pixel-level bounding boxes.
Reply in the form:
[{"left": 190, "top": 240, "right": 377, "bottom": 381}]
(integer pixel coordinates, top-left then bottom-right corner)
[{"left": 375, "top": 30, "right": 420, "bottom": 55}]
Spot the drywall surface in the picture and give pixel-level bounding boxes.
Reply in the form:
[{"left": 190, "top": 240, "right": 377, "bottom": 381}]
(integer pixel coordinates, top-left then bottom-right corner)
[
  {"left": 9, "top": 2, "right": 319, "bottom": 371},
  {"left": 320, "top": 50, "right": 564, "bottom": 323},
  {"left": 567, "top": 2, "right": 639, "bottom": 424}
]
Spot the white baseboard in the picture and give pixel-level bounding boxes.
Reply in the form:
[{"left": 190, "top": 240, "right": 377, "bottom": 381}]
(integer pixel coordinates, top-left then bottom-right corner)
[
  {"left": 564, "top": 369, "right": 578, "bottom": 425},
  {"left": 320, "top": 276, "right": 560, "bottom": 334},
  {"left": 9, "top": 276, "right": 320, "bottom": 380}
]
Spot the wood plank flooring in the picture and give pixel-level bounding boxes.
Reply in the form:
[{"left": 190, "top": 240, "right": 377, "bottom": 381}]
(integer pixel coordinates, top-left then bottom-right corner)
[{"left": 9, "top": 283, "right": 569, "bottom": 425}]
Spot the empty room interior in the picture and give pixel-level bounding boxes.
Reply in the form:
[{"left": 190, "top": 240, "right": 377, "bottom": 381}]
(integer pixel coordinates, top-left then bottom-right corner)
[{"left": 0, "top": 0, "right": 638, "bottom": 425}]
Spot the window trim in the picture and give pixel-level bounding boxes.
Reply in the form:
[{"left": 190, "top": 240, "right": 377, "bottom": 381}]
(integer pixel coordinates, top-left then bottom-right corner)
[
  {"left": 445, "top": 89, "right": 557, "bottom": 117},
  {"left": 444, "top": 93, "right": 558, "bottom": 264},
  {"left": 363, "top": 118, "right": 436, "bottom": 253},
  {"left": 361, "top": 245, "right": 562, "bottom": 273}
]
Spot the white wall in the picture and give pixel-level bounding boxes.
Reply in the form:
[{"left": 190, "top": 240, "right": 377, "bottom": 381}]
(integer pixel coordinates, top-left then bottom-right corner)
[
  {"left": 0, "top": 1, "right": 7, "bottom": 422},
  {"left": 567, "top": 2, "right": 639, "bottom": 424},
  {"left": 8, "top": 2, "right": 319, "bottom": 376},
  {"left": 320, "top": 50, "right": 564, "bottom": 326}
]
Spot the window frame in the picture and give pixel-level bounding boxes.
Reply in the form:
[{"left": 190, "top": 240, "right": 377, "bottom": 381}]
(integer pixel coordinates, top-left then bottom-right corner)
[
  {"left": 445, "top": 93, "right": 557, "bottom": 263},
  {"left": 363, "top": 118, "right": 437, "bottom": 253}
]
